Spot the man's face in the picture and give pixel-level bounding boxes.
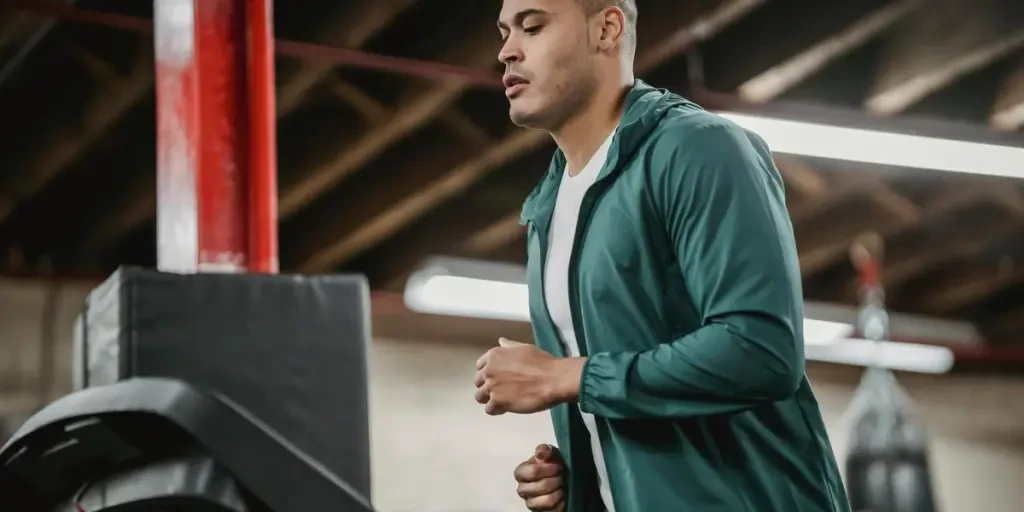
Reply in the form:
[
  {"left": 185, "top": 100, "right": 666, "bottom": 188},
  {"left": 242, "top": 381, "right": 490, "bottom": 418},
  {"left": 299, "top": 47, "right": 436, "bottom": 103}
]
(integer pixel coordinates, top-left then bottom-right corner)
[{"left": 498, "top": 0, "right": 598, "bottom": 129}]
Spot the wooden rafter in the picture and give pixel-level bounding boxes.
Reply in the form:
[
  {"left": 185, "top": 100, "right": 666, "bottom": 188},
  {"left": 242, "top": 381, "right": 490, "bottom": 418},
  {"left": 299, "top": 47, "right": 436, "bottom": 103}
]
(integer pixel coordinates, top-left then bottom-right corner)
[
  {"left": 738, "top": 0, "right": 920, "bottom": 103},
  {"left": 844, "top": 192, "right": 1024, "bottom": 298},
  {"left": 921, "top": 266, "right": 1024, "bottom": 315},
  {"left": 990, "top": 53, "right": 1024, "bottom": 131},
  {"left": 883, "top": 224, "right": 1021, "bottom": 289},
  {"left": 773, "top": 155, "right": 828, "bottom": 199},
  {"left": 367, "top": 157, "right": 549, "bottom": 291},
  {"left": 789, "top": 173, "right": 882, "bottom": 225},
  {"left": 62, "top": 41, "right": 119, "bottom": 82},
  {"left": 799, "top": 183, "right": 1001, "bottom": 276},
  {"left": 325, "top": 76, "right": 492, "bottom": 149},
  {"left": 276, "top": 0, "right": 419, "bottom": 116},
  {"left": 0, "top": 44, "right": 152, "bottom": 225},
  {"left": 865, "top": 0, "right": 1024, "bottom": 116},
  {"left": 985, "top": 304, "right": 1024, "bottom": 344},
  {"left": 276, "top": 21, "right": 501, "bottom": 219},
  {"left": 0, "top": 11, "right": 38, "bottom": 55}
]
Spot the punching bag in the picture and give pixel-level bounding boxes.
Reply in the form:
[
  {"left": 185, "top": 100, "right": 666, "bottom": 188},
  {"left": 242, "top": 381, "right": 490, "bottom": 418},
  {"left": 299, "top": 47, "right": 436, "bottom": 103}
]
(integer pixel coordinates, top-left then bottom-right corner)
[
  {"left": 843, "top": 234, "right": 938, "bottom": 512},
  {"left": 843, "top": 368, "right": 937, "bottom": 512}
]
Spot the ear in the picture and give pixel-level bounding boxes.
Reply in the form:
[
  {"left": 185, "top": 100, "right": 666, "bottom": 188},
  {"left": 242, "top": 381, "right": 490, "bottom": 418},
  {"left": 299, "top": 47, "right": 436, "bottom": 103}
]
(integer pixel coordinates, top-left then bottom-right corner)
[{"left": 595, "top": 7, "right": 626, "bottom": 52}]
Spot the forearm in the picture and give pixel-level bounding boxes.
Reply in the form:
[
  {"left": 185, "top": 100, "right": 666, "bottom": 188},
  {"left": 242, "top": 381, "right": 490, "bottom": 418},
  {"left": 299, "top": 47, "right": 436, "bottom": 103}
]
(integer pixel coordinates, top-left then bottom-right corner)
[{"left": 577, "top": 315, "right": 803, "bottom": 419}]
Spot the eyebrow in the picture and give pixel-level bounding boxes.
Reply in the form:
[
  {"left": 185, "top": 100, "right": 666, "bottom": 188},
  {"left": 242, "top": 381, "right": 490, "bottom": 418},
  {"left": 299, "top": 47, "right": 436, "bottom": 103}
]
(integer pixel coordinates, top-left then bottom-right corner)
[{"left": 497, "top": 8, "right": 550, "bottom": 31}]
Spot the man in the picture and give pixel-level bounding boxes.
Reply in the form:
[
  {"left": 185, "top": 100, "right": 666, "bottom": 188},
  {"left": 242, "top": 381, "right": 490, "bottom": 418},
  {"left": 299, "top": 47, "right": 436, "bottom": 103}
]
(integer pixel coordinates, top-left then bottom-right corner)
[{"left": 473, "top": 0, "right": 850, "bottom": 511}]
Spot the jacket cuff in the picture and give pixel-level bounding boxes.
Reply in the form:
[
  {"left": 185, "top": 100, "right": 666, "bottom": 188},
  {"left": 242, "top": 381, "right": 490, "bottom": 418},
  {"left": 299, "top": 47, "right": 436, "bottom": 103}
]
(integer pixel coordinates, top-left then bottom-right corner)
[{"left": 578, "top": 351, "right": 626, "bottom": 415}]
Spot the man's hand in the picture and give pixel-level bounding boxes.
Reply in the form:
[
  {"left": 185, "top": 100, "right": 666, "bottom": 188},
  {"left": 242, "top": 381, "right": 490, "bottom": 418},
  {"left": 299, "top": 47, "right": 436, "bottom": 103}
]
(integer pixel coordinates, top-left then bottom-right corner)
[
  {"left": 474, "top": 338, "right": 584, "bottom": 415},
  {"left": 515, "top": 444, "right": 566, "bottom": 511}
]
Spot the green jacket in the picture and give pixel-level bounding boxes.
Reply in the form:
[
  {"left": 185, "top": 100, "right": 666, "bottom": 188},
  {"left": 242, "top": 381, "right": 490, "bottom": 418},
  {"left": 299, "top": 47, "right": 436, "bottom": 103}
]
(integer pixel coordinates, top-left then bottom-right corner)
[{"left": 521, "top": 81, "right": 849, "bottom": 512}]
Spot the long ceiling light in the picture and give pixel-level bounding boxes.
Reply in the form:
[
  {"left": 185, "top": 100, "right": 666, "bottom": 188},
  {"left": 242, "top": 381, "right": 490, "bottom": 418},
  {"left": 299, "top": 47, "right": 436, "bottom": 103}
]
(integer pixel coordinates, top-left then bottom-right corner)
[
  {"left": 717, "top": 112, "right": 1024, "bottom": 180},
  {"left": 403, "top": 258, "right": 954, "bottom": 374}
]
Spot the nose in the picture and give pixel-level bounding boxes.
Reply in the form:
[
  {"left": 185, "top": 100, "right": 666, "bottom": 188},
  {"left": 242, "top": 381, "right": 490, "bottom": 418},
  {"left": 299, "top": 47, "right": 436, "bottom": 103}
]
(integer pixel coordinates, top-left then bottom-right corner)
[{"left": 498, "top": 36, "right": 523, "bottom": 65}]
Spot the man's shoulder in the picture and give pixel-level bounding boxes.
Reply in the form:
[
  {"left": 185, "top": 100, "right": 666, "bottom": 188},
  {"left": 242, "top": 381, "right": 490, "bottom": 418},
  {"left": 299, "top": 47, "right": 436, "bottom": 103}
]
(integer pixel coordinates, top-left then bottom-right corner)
[
  {"left": 637, "top": 110, "right": 751, "bottom": 181},
  {"left": 649, "top": 107, "right": 753, "bottom": 153},
  {"left": 637, "top": 106, "right": 775, "bottom": 188}
]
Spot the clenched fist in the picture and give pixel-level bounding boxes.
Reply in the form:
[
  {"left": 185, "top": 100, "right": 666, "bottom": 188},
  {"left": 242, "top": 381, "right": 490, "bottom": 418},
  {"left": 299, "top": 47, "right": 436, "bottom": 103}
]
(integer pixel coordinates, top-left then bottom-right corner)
[
  {"left": 515, "top": 444, "right": 566, "bottom": 511},
  {"left": 474, "top": 338, "right": 585, "bottom": 416}
]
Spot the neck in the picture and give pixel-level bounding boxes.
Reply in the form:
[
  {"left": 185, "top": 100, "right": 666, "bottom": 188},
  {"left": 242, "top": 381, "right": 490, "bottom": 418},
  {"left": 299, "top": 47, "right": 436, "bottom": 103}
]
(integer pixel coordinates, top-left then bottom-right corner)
[{"left": 552, "top": 74, "right": 633, "bottom": 176}]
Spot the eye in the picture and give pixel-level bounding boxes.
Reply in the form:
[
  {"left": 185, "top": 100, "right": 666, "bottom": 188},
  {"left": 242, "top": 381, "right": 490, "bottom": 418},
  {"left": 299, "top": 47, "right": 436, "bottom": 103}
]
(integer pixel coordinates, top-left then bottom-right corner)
[{"left": 524, "top": 25, "right": 543, "bottom": 35}]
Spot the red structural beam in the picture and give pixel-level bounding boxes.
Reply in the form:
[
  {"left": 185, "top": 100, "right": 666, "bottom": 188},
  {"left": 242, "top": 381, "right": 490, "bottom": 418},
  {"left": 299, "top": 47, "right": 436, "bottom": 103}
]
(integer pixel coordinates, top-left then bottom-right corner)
[
  {"left": 0, "top": 0, "right": 504, "bottom": 88},
  {"left": 154, "top": 0, "right": 278, "bottom": 273},
  {"left": 247, "top": 0, "right": 279, "bottom": 273}
]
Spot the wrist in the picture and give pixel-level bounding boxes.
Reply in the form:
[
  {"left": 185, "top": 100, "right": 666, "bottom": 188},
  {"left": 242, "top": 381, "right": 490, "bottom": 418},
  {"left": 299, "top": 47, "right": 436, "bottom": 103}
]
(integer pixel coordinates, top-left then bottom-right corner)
[{"left": 548, "top": 357, "right": 586, "bottom": 404}]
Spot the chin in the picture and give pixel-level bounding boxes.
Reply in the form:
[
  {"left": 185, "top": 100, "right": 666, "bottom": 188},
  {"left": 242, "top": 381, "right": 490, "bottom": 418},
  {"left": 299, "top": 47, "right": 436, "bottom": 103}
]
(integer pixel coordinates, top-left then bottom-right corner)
[{"left": 508, "top": 103, "right": 548, "bottom": 130}]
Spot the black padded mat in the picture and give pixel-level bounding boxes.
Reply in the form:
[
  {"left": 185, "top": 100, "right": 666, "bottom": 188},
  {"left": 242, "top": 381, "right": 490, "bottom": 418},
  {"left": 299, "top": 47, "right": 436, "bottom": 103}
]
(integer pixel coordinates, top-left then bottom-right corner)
[{"left": 77, "top": 267, "right": 372, "bottom": 501}]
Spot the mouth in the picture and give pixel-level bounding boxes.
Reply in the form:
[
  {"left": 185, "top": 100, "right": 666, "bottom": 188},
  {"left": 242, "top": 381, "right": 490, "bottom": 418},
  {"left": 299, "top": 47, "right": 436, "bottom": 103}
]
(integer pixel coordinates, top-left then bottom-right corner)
[{"left": 503, "top": 74, "right": 529, "bottom": 98}]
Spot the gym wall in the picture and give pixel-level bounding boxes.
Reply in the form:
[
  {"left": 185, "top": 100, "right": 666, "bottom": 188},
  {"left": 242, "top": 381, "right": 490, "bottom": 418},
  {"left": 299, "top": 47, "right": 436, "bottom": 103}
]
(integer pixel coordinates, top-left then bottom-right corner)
[{"left": 1, "top": 278, "right": 1023, "bottom": 511}]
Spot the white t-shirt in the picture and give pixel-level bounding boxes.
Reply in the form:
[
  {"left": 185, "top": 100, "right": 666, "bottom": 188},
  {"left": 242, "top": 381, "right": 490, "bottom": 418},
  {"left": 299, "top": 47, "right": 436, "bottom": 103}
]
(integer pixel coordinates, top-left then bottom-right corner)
[{"left": 543, "top": 128, "right": 617, "bottom": 512}]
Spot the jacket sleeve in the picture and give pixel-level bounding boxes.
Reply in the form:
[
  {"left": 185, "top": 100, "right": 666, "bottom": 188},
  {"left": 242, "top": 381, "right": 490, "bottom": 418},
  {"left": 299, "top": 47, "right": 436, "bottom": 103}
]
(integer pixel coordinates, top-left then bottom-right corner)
[{"left": 578, "top": 120, "right": 806, "bottom": 420}]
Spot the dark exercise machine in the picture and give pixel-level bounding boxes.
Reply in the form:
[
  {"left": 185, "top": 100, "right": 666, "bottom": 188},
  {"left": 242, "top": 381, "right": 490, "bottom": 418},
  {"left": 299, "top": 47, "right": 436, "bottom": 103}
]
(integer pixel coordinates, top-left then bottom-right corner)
[
  {"left": 1, "top": 379, "right": 372, "bottom": 511},
  {"left": 1, "top": 268, "right": 374, "bottom": 511}
]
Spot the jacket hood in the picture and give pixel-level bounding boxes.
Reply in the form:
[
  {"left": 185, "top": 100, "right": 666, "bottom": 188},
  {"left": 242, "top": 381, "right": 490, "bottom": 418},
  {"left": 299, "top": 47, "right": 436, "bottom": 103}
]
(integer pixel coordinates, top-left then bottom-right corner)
[{"left": 520, "top": 80, "right": 699, "bottom": 225}]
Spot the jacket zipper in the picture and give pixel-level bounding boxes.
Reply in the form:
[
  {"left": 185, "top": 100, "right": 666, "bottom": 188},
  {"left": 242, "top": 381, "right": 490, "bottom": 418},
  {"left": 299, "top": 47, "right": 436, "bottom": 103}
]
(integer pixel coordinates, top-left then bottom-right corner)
[
  {"left": 566, "top": 184, "right": 621, "bottom": 512},
  {"left": 534, "top": 219, "right": 600, "bottom": 512}
]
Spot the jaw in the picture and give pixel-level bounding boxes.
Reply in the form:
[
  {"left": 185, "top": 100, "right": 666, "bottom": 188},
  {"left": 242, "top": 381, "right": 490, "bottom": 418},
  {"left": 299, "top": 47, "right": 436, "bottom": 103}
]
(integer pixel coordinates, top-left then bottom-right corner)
[{"left": 509, "top": 101, "right": 548, "bottom": 129}]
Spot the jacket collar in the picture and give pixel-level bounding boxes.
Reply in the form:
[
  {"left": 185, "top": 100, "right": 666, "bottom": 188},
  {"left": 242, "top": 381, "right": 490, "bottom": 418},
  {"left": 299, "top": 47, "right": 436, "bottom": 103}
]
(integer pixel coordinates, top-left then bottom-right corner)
[{"left": 520, "top": 80, "right": 693, "bottom": 226}]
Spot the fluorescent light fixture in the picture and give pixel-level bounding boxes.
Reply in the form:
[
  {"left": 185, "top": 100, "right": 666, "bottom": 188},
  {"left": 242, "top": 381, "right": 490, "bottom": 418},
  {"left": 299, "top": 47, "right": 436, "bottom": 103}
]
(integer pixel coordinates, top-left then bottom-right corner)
[
  {"left": 406, "top": 272, "right": 849, "bottom": 343},
  {"left": 804, "top": 338, "right": 954, "bottom": 375},
  {"left": 717, "top": 112, "right": 1024, "bottom": 180},
  {"left": 406, "top": 274, "right": 530, "bottom": 323},
  {"left": 404, "top": 259, "right": 529, "bottom": 323},
  {"left": 404, "top": 258, "right": 954, "bottom": 374},
  {"left": 803, "top": 318, "right": 854, "bottom": 346}
]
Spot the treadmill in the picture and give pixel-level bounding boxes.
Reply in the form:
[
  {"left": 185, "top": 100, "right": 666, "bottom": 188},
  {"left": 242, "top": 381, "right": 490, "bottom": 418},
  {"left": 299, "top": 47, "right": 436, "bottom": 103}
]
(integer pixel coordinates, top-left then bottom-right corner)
[{"left": 0, "top": 378, "right": 374, "bottom": 511}]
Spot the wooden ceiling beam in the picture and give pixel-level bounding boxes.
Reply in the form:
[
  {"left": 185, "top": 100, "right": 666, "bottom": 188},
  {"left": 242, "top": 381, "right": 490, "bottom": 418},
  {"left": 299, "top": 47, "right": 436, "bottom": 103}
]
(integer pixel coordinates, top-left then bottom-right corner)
[
  {"left": 296, "top": 0, "right": 767, "bottom": 272},
  {"left": 990, "top": 53, "right": 1024, "bottom": 131},
  {"left": 276, "top": 0, "right": 418, "bottom": 116},
  {"left": 300, "top": 147, "right": 548, "bottom": 287},
  {"left": 865, "top": 0, "right": 1024, "bottom": 116},
  {"left": 0, "top": 44, "right": 152, "bottom": 225},
  {"left": 799, "top": 183, "right": 998, "bottom": 276},
  {"left": 920, "top": 265, "right": 1024, "bottom": 315},
  {"left": 76, "top": 174, "right": 155, "bottom": 261},
  {"left": 287, "top": 130, "right": 501, "bottom": 269},
  {"left": 738, "top": 0, "right": 920, "bottom": 103},
  {"left": 869, "top": 181, "right": 921, "bottom": 222},
  {"left": 297, "top": 128, "right": 541, "bottom": 273},
  {"left": 772, "top": 155, "right": 828, "bottom": 199},
  {"left": 0, "top": 11, "right": 40, "bottom": 54},
  {"left": 369, "top": 161, "right": 546, "bottom": 291},
  {"left": 277, "top": 22, "right": 501, "bottom": 220},
  {"left": 883, "top": 223, "right": 1021, "bottom": 290},
  {"left": 789, "top": 174, "right": 879, "bottom": 225},
  {"left": 842, "top": 191, "right": 1024, "bottom": 297},
  {"left": 325, "top": 76, "right": 491, "bottom": 148},
  {"left": 62, "top": 41, "right": 119, "bottom": 83},
  {"left": 462, "top": 211, "right": 524, "bottom": 258},
  {"left": 983, "top": 304, "right": 1024, "bottom": 344}
]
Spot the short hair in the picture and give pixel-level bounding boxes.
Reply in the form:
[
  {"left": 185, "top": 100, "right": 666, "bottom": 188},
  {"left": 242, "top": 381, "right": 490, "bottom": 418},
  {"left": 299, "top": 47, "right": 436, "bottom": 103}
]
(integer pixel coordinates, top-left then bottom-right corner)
[{"left": 576, "top": 0, "right": 637, "bottom": 52}]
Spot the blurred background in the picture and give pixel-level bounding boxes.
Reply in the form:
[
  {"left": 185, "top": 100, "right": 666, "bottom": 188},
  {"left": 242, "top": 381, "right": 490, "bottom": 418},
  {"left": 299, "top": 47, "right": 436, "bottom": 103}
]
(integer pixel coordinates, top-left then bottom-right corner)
[{"left": 0, "top": 0, "right": 1022, "bottom": 510}]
